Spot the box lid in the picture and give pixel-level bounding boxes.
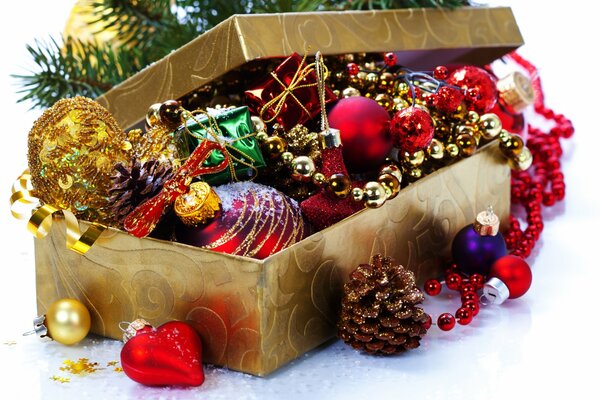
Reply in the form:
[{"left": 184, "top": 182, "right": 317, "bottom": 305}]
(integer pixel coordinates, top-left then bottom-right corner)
[{"left": 97, "top": 7, "right": 523, "bottom": 130}]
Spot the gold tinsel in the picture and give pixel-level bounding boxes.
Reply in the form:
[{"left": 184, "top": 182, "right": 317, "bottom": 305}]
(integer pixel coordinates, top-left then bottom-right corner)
[{"left": 27, "top": 96, "right": 130, "bottom": 223}]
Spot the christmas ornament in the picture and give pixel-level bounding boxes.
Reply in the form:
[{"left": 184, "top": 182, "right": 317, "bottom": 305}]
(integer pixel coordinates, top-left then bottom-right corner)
[
  {"left": 338, "top": 254, "right": 430, "bottom": 354},
  {"left": 482, "top": 255, "right": 532, "bottom": 304},
  {"left": 245, "top": 52, "right": 337, "bottom": 130},
  {"left": 120, "top": 321, "right": 205, "bottom": 387},
  {"left": 174, "top": 181, "right": 221, "bottom": 226},
  {"left": 328, "top": 96, "right": 392, "bottom": 173},
  {"left": 390, "top": 107, "right": 435, "bottom": 154},
  {"left": 27, "top": 96, "right": 130, "bottom": 223},
  {"left": 109, "top": 159, "right": 174, "bottom": 225},
  {"left": 24, "top": 298, "right": 91, "bottom": 345},
  {"left": 174, "top": 106, "right": 266, "bottom": 185},
  {"left": 175, "top": 182, "right": 310, "bottom": 259},
  {"left": 123, "top": 140, "right": 229, "bottom": 238},
  {"left": 451, "top": 207, "right": 507, "bottom": 276},
  {"left": 446, "top": 66, "right": 498, "bottom": 114}
]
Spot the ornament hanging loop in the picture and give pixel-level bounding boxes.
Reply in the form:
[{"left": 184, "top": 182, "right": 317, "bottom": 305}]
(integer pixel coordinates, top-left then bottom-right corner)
[{"left": 315, "top": 51, "right": 341, "bottom": 149}]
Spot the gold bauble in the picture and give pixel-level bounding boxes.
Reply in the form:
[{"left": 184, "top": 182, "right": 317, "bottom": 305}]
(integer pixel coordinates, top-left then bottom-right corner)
[
  {"left": 281, "top": 151, "right": 294, "bottom": 164},
  {"left": 263, "top": 136, "right": 287, "bottom": 159},
  {"left": 479, "top": 113, "right": 503, "bottom": 140},
  {"left": 255, "top": 131, "right": 269, "bottom": 142},
  {"left": 342, "top": 87, "right": 361, "bottom": 98},
  {"left": 45, "top": 299, "right": 91, "bottom": 345},
  {"left": 145, "top": 103, "right": 162, "bottom": 128},
  {"left": 378, "top": 173, "right": 401, "bottom": 200},
  {"left": 405, "top": 150, "right": 425, "bottom": 167},
  {"left": 174, "top": 182, "right": 221, "bottom": 226},
  {"left": 428, "top": 138, "right": 445, "bottom": 160},
  {"left": 508, "top": 147, "right": 533, "bottom": 171},
  {"left": 445, "top": 143, "right": 460, "bottom": 158},
  {"left": 456, "top": 133, "right": 477, "bottom": 156},
  {"left": 499, "top": 134, "right": 525, "bottom": 157},
  {"left": 251, "top": 116, "right": 266, "bottom": 133},
  {"left": 379, "top": 164, "right": 403, "bottom": 184},
  {"left": 291, "top": 156, "right": 316, "bottom": 182},
  {"left": 312, "top": 172, "right": 327, "bottom": 187},
  {"left": 364, "top": 181, "right": 387, "bottom": 209},
  {"left": 467, "top": 111, "right": 480, "bottom": 124},
  {"left": 328, "top": 173, "right": 352, "bottom": 198},
  {"left": 352, "top": 187, "right": 365, "bottom": 202},
  {"left": 28, "top": 97, "right": 130, "bottom": 223},
  {"left": 375, "top": 93, "right": 394, "bottom": 112}
]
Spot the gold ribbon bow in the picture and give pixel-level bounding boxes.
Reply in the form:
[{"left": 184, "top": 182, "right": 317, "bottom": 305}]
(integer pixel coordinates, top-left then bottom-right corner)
[
  {"left": 259, "top": 53, "right": 328, "bottom": 124},
  {"left": 10, "top": 170, "right": 107, "bottom": 255},
  {"left": 181, "top": 109, "right": 259, "bottom": 182}
]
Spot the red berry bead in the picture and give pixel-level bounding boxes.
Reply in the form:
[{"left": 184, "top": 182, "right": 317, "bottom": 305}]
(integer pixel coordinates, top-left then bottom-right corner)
[
  {"left": 463, "top": 300, "right": 480, "bottom": 316},
  {"left": 437, "top": 313, "right": 456, "bottom": 331},
  {"left": 424, "top": 279, "right": 442, "bottom": 296},
  {"left": 446, "top": 273, "right": 463, "bottom": 291},
  {"left": 461, "top": 292, "right": 478, "bottom": 303},
  {"left": 346, "top": 63, "right": 359, "bottom": 76},
  {"left": 469, "top": 274, "right": 485, "bottom": 289},
  {"left": 455, "top": 307, "right": 473, "bottom": 325},
  {"left": 422, "top": 314, "right": 432, "bottom": 330},
  {"left": 433, "top": 65, "right": 449, "bottom": 80},
  {"left": 460, "top": 283, "right": 476, "bottom": 296},
  {"left": 384, "top": 52, "right": 397, "bottom": 67}
]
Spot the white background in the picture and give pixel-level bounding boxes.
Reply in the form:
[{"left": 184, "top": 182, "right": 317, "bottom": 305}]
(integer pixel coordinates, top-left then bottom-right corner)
[{"left": 0, "top": 1, "right": 598, "bottom": 399}]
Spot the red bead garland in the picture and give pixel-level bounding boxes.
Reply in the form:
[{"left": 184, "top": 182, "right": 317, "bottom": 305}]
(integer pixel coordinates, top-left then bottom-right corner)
[{"left": 504, "top": 52, "right": 574, "bottom": 258}]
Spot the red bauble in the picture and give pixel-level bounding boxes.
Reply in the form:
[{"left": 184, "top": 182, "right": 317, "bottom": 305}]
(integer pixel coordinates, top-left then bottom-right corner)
[
  {"left": 390, "top": 107, "right": 435, "bottom": 154},
  {"left": 446, "top": 66, "right": 498, "bottom": 113},
  {"left": 121, "top": 321, "right": 204, "bottom": 387},
  {"left": 435, "top": 86, "right": 464, "bottom": 114},
  {"left": 489, "top": 255, "right": 532, "bottom": 299},
  {"left": 328, "top": 97, "right": 392, "bottom": 173},
  {"left": 437, "top": 313, "right": 456, "bottom": 331},
  {"left": 175, "top": 182, "right": 310, "bottom": 259}
]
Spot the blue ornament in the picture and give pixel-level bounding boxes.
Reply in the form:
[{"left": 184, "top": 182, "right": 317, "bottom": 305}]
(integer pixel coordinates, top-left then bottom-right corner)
[{"left": 451, "top": 207, "right": 507, "bottom": 276}]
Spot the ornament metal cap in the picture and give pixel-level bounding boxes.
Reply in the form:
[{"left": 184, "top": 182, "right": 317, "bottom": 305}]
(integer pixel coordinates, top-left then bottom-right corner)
[
  {"left": 497, "top": 71, "right": 535, "bottom": 113},
  {"left": 319, "top": 127, "right": 342, "bottom": 149},
  {"left": 23, "top": 315, "right": 49, "bottom": 338},
  {"left": 481, "top": 277, "right": 510, "bottom": 305},
  {"left": 120, "top": 319, "right": 152, "bottom": 343},
  {"left": 473, "top": 206, "right": 500, "bottom": 236},
  {"left": 174, "top": 181, "right": 221, "bottom": 227}
]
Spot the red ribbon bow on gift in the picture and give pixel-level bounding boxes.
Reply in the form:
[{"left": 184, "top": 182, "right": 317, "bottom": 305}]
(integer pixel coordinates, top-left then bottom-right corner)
[{"left": 123, "top": 140, "right": 229, "bottom": 238}]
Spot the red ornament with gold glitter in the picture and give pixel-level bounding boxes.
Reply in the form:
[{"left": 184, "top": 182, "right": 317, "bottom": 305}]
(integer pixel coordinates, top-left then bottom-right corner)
[
  {"left": 390, "top": 107, "right": 435, "bottom": 154},
  {"left": 447, "top": 66, "right": 498, "bottom": 114}
]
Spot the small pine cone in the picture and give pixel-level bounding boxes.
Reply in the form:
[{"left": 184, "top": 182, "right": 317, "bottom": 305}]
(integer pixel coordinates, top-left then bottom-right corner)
[
  {"left": 338, "top": 254, "right": 431, "bottom": 355},
  {"left": 108, "top": 159, "right": 174, "bottom": 225}
]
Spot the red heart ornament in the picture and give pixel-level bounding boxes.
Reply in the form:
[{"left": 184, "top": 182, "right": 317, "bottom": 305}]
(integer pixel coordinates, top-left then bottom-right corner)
[{"left": 120, "top": 321, "right": 205, "bottom": 386}]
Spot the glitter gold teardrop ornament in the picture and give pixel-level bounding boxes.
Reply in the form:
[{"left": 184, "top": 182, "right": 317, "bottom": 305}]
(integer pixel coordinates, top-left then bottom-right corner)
[{"left": 27, "top": 97, "right": 130, "bottom": 223}]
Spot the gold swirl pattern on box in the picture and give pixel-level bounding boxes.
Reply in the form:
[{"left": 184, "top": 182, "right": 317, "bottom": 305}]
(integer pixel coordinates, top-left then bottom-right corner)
[
  {"left": 35, "top": 144, "right": 509, "bottom": 376},
  {"left": 96, "top": 7, "right": 523, "bottom": 130}
]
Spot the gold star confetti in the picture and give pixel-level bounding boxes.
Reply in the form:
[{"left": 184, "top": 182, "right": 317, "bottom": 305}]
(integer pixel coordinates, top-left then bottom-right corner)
[
  {"left": 59, "top": 358, "right": 101, "bottom": 375},
  {"left": 50, "top": 375, "right": 70, "bottom": 384},
  {"left": 106, "top": 361, "right": 118, "bottom": 367},
  {"left": 3, "top": 340, "right": 17, "bottom": 346},
  {"left": 114, "top": 367, "right": 123, "bottom": 373}
]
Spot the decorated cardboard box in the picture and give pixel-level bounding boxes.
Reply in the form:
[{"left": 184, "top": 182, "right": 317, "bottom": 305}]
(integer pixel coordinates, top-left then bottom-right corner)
[{"left": 35, "top": 7, "right": 520, "bottom": 376}]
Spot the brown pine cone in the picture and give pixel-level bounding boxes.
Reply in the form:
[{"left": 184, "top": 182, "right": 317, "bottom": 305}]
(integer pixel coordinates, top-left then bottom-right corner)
[
  {"left": 338, "top": 254, "right": 430, "bottom": 355},
  {"left": 108, "top": 159, "right": 174, "bottom": 225}
]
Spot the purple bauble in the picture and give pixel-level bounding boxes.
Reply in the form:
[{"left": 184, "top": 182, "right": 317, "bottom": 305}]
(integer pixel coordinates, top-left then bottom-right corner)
[{"left": 451, "top": 225, "right": 507, "bottom": 276}]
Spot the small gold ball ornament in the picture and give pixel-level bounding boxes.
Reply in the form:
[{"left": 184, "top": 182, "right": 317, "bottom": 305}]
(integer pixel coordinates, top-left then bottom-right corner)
[
  {"left": 479, "top": 113, "right": 503, "bottom": 140},
  {"left": 364, "top": 181, "right": 387, "bottom": 208},
  {"left": 312, "top": 172, "right": 327, "bottom": 187},
  {"left": 508, "top": 147, "right": 533, "bottom": 171},
  {"left": 281, "top": 151, "right": 294, "bottom": 164},
  {"left": 379, "top": 164, "right": 403, "bottom": 184},
  {"left": 499, "top": 134, "right": 525, "bottom": 157},
  {"left": 328, "top": 174, "right": 352, "bottom": 198},
  {"left": 291, "top": 156, "right": 316, "bottom": 182},
  {"left": 174, "top": 182, "right": 221, "bottom": 226},
  {"left": 352, "top": 187, "right": 365, "bottom": 202},
  {"left": 263, "top": 136, "right": 287, "bottom": 159},
  {"left": 378, "top": 173, "right": 401, "bottom": 199},
  {"left": 456, "top": 133, "right": 477, "bottom": 156},
  {"left": 427, "top": 138, "right": 445, "bottom": 160},
  {"left": 255, "top": 131, "right": 269, "bottom": 142},
  {"left": 146, "top": 103, "right": 162, "bottom": 127},
  {"left": 45, "top": 299, "right": 92, "bottom": 345},
  {"left": 342, "top": 87, "right": 361, "bottom": 98}
]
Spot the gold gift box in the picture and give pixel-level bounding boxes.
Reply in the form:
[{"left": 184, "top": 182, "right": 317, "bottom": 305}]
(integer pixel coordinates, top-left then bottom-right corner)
[{"left": 36, "top": 7, "right": 520, "bottom": 376}]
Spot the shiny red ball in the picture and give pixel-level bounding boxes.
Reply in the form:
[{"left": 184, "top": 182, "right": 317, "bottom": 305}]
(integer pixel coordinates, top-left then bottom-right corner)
[
  {"left": 461, "top": 292, "right": 478, "bottom": 303},
  {"left": 437, "top": 313, "right": 456, "bottom": 331},
  {"left": 328, "top": 97, "right": 392, "bottom": 173},
  {"left": 422, "top": 314, "right": 432, "bottom": 330},
  {"left": 460, "top": 283, "right": 476, "bottom": 296},
  {"left": 489, "top": 255, "right": 532, "bottom": 299},
  {"left": 462, "top": 299, "right": 480, "bottom": 316},
  {"left": 390, "top": 107, "right": 435, "bottom": 154},
  {"left": 469, "top": 274, "right": 485, "bottom": 289},
  {"left": 424, "top": 279, "right": 442, "bottom": 296},
  {"left": 384, "top": 52, "right": 397, "bottom": 66},
  {"left": 455, "top": 307, "right": 473, "bottom": 325},
  {"left": 346, "top": 63, "right": 359, "bottom": 76},
  {"left": 433, "top": 65, "right": 449, "bottom": 80},
  {"left": 447, "top": 66, "right": 498, "bottom": 113},
  {"left": 446, "top": 273, "right": 462, "bottom": 291},
  {"left": 435, "top": 86, "right": 463, "bottom": 114}
]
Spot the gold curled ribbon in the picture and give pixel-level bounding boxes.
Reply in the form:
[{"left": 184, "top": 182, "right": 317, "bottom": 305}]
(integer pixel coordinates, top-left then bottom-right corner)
[
  {"left": 181, "top": 109, "right": 259, "bottom": 182},
  {"left": 259, "top": 53, "right": 329, "bottom": 124},
  {"left": 10, "top": 170, "right": 107, "bottom": 255}
]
